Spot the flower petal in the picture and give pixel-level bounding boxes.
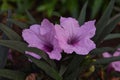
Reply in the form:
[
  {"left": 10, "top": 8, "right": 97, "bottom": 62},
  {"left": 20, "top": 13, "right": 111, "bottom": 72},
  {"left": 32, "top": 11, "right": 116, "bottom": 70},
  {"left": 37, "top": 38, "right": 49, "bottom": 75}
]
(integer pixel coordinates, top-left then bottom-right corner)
[
  {"left": 22, "top": 29, "right": 40, "bottom": 48},
  {"left": 43, "top": 38, "right": 62, "bottom": 60},
  {"left": 113, "top": 49, "right": 120, "bottom": 57},
  {"left": 25, "top": 51, "right": 41, "bottom": 59},
  {"left": 80, "top": 20, "right": 96, "bottom": 38},
  {"left": 60, "top": 17, "right": 79, "bottom": 28},
  {"left": 55, "top": 24, "right": 73, "bottom": 54},
  {"left": 40, "top": 19, "right": 54, "bottom": 35},
  {"left": 47, "top": 49, "right": 62, "bottom": 60},
  {"left": 60, "top": 44, "right": 73, "bottom": 54},
  {"left": 60, "top": 17, "right": 80, "bottom": 38},
  {"left": 111, "top": 61, "right": 120, "bottom": 72},
  {"left": 73, "top": 38, "right": 96, "bottom": 55},
  {"left": 30, "top": 24, "right": 40, "bottom": 34},
  {"left": 55, "top": 25, "right": 67, "bottom": 44},
  {"left": 102, "top": 52, "right": 112, "bottom": 58}
]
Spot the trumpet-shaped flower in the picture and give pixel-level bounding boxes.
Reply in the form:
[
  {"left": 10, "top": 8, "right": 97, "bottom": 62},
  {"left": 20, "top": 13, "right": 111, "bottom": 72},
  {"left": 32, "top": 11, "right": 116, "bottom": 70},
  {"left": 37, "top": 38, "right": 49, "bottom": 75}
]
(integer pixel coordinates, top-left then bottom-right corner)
[
  {"left": 55, "top": 17, "right": 96, "bottom": 55},
  {"left": 22, "top": 19, "right": 62, "bottom": 60},
  {"left": 103, "top": 48, "right": 120, "bottom": 72}
]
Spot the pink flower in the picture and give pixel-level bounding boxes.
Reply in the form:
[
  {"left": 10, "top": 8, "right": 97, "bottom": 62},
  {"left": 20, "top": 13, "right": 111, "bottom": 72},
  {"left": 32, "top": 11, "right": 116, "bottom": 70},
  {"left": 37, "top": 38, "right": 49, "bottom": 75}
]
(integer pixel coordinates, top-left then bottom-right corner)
[
  {"left": 103, "top": 48, "right": 120, "bottom": 72},
  {"left": 25, "top": 51, "right": 41, "bottom": 60},
  {"left": 22, "top": 19, "right": 62, "bottom": 60},
  {"left": 55, "top": 17, "right": 96, "bottom": 55}
]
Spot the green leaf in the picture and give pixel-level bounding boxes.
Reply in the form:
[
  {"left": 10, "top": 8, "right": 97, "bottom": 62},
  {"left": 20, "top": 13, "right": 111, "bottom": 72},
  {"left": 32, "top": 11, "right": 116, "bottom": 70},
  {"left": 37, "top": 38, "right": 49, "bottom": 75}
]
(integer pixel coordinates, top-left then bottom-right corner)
[
  {"left": 1, "top": 0, "right": 10, "bottom": 11},
  {"left": 0, "top": 46, "right": 8, "bottom": 68},
  {"left": 0, "top": 40, "right": 56, "bottom": 67},
  {"left": 25, "top": 10, "right": 37, "bottom": 24},
  {"left": 78, "top": 1, "right": 88, "bottom": 25},
  {"left": 27, "top": 47, "right": 56, "bottom": 68},
  {"left": 93, "top": 0, "right": 115, "bottom": 43},
  {"left": 37, "top": 0, "right": 57, "bottom": 17},
  {"left": 0, "top": 40, "right": 57, "bottom": 75},
  {"left": 64, "top": 68, "right": 80, "bottom": 80},
  {"left": 90, "top": 47, "right": 115, "bottom": 56},
  {"left": 91, "top": 0, "right": 103, "bottom": 19},
  {"left": 59, "top": 65, "right": 67, "bottom": 76},
  {"left": 0, "top": 40, "right": 47, "bottom": 58},
  {"left": 63, "top": 39, "right": 114, "bottom": 79},
  {"left": 97, "top": 14, "right": 120, "bottom": 44},
  {"left": 0, "top": 40, "right": 27, "bottom": 53},
  {"left": 94, "top": 56, "right": 120, "bottom": 65},
  {"left": 7, "top": 19, "right": 28, "bottom": 29},
  {"left": 0, "top": 10, "right": 11, "bottom": 69},
  {"left": 0, "top": 23, "right": 21, "bottom": 41},
  {"left": 0, "top": 69, "right": 26, "bottom": 80},
  {"left": 67, "top": 0, "right": 79, "bottom": 18},
  {"left": 63, "top": 55, "right": 85, "bottom": 80},
  {"left": 37, "top": 4, "right": 48, "bottom": 12},
  {"left": 103, "top": 33, "right": 120, "bottom": 41},
  {"left": 29, "top": 56, "right": 62, "bottom": 80},
  {"left": 63, "top": 55, "right": 91, "bottom": 80}
]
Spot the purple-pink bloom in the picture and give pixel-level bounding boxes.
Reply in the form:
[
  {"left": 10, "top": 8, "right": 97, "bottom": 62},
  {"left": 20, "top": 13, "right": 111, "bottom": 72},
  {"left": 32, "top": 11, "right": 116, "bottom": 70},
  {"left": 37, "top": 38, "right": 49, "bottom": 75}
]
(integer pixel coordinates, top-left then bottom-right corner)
[
  {"left": 103, "top": 48, "right": 120, "bottom": 72},
  {"left": 55, "top": 17, "right": 96, "bottom": 55},
  {"left": 22, "top": 19, "right": 62, "bottom": 60},
  {"left": 25, "top": 51, "right": 41, "bottom": 59}
]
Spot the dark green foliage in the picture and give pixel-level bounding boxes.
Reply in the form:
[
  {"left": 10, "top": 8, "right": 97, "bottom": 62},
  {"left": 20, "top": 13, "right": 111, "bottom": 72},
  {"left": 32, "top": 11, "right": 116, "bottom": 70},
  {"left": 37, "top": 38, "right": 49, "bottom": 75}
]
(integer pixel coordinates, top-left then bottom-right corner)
[
  {"left": 93, "top": 0, "right": 115, "bottom": 45},
  {"left": 0, "top": 69, "right": 26, "bottom": 80},
  {"left": 0, "top": 0, "right": 120, "bottom": 80},
  {"left": 78, "top": 1, "right": 88, "bottom": 25}
]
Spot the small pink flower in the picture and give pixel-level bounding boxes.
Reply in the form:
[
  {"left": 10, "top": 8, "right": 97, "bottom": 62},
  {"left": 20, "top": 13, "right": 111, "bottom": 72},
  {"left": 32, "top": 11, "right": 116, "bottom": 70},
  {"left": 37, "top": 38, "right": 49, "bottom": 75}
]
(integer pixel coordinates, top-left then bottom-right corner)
[
  {"left": 103, "top": 48, "right": 120, "bottom": 72},
  {"left": 55, "top": 17, "right": 96, "bottom": 55},
  {"left": 25, "top": 51, "right": 41, "bottom": 59},
  {"left": 22, "top": 19, "right": 62, "bottom": 60}
]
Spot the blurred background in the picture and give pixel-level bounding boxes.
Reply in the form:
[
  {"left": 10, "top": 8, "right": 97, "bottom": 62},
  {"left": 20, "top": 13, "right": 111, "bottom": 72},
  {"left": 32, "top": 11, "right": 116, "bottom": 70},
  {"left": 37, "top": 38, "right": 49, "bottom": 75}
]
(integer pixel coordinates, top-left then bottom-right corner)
[
  {"left": 0, "top": 0, "right": 120, "bottom": 21},
  {"left": 0, "top": 0, "right": 120, "bottom": 80}
]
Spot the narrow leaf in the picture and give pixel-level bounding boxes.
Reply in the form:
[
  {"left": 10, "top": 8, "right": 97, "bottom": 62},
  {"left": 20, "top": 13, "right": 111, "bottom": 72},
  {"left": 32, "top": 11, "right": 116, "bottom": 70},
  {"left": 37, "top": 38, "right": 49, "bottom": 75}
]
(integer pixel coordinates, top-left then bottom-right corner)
[
  {"left": 0, "top": 69, "right": 26, "bottom": 80},
  {"left": 25, "top": 10, "right": 37, "bottom": 24},
  {"left": 29, "top": 56, "right": 62, "bottom": 80},
  {"left": 63, "top": 55, "right": 85, "bottom": 78},
  {"left": 0, "top": 40, "right": 27, "bottom": 53},
  {"left": 59, "top": 65, "right": 67, "bottom": 76},
  {"left": 90, "top": 47, "right": 115, "bottom": 56},
  {"left": 7, "top": 19, "right": 28, "bottom": 29},
  {"left": 103, "top": 33, "right": 120, "bottom": 41},
  {"left": 91, "top": 0, "right": 103, "bottom": 19},
  {"left": 78, "top": 1, "right": 88, "bottom": 25},
  {"left": 0, "top": 23, "right": 21, "bottom": 41},
  {"left": 0, "top": 30, "right": 9, "bottom": 69},
  {"left": 94, "top": 56, "right": 120, "bottom": 65},
  {"left": 0, "top": 10, "right": 11, "bottom": 69},
  {"left": 0, "top": 40, "right": 55, "bottom": 66},
  {"left": 0, "top": 45, "right": 9, "bottom": 68},
  {"left": 64, "top": 68, "right": 80, "bottom": 80},
  {"left": 27, "top": 47, "right": 56, "bottom": 68},
  {"left": 97, "top": 14, "right": 120, "bottom": 44},
  {"left": 0, "top": 40, "right": 47, "bottom": 58},
  {"left": 93, "top": 0, "right": 115, "bottom": 43}
]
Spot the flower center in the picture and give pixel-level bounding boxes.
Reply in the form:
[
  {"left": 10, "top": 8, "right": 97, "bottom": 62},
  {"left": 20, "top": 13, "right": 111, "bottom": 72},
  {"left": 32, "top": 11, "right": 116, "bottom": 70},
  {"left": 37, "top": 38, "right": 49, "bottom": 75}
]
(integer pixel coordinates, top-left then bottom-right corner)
[
  {"left": 67, "top": 36, "right": 79, "bottom": 45},
  {"left": 44, "top": 43, "right": 54, "bottom": 52}
]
